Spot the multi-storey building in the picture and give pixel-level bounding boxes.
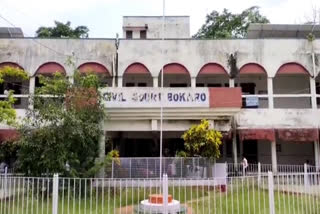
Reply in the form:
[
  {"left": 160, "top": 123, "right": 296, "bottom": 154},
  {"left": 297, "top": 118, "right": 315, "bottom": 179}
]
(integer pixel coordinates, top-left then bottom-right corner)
[{"left": 1, "top": 16, "right": 320, "bottom": 172}]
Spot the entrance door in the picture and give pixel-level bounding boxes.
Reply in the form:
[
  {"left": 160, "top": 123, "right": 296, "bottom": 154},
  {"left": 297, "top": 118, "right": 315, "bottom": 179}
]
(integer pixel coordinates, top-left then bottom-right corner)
[{"left": 243, "top": 140, "right": 258, "bottom": 163}]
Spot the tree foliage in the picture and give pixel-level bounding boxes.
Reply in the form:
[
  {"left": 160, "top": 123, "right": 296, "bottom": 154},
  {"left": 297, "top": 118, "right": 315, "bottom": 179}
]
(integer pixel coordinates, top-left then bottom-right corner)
[
  {"left": 36, "top": 21, "right": 89, "bottom": 38},
  {"left": 182, "top": 119, "right": 222, "bottom": 160},
  {"left": 0, "top": 66, "right": 29, "bottom": 125},
  {"left": 194, "top": 6, "right": 269, "bottom": 39},
  {"left": 16, "top": 71, "right": 106, "bottom": 177}
]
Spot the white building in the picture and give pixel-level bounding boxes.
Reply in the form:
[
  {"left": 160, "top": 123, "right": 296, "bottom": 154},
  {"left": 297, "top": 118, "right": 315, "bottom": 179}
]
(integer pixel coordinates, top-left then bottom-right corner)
[{"left": 0, "top": 17, "right": 320, "bottom": 172}]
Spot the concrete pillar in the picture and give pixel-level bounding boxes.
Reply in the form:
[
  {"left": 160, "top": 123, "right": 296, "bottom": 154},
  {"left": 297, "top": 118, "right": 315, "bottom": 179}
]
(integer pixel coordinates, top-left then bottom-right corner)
[
  {"left": 267, "top": 77, "right": 274, "bottom": 109},
  {"left": 28, "top": 76, "right": 35, "bottom": 109},
  {"left": 232, "top": 129, "right": 238, "bottom": 164},
  {"left": 153, "top": 77, "right": 158, "bottom": 87},
  {"left": 271, "top": 141, "right": 277, "bottom": 173},
  {"left": 29, "top": 76, "right": 35, "bottom": 94},
  {"left": 310, "top": 77, "right": 317, "bottom": 109},
  {"left": 98, "top": 121, "right": 106, "bottom": 177},
  {"left": 229, "top": 79, "right": 235, "bottom": 88},
  {"left": 118, "top": 77, "right": 123, "bottom": 88},
  {"left": 68, "top": 76, "right": 74, "bottom": 84},
  {"left": 191, "top": 77, "right": 196, "bottom": 88},
  {"left": 314, "top": 141, "right": 320, "bottom": 170}
]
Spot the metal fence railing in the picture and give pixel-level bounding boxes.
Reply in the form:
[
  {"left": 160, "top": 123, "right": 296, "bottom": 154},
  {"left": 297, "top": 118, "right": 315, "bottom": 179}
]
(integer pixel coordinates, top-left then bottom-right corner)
[
  {"left": 106, "top": 157, "right": 216, "bottom": 179},
  {"left": 1, "top": 171, "right": 320, "bottom": 214},
  {"left": 104, "top": 157, "right": 319, "bottom": 179}
]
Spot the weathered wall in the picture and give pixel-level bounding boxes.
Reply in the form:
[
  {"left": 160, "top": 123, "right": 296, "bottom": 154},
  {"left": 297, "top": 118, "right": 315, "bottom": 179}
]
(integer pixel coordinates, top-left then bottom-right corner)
[
  {"left": 236, "top": 109, "right": 320, "bottom": 128},
  {"left": 257, "top": 140, "right": 315, "bottom": 165},
  {"left": 122, "top": 16, "right": 190, "bottom": 39},
  {"left": 118, "top": 39, "right": 320, "bottom": 78},
  {"left": 0, "top": 38, "right": 116, "bottom": 76}
]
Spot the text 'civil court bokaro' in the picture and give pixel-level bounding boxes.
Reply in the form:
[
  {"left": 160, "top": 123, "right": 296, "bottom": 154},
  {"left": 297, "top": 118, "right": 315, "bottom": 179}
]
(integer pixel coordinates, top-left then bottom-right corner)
[{"left": 100, "top": 88, "right": 209, "bottom": 108}]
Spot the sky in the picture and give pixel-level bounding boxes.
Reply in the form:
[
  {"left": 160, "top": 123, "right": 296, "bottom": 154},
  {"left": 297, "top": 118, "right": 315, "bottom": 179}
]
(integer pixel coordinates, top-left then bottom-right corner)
[{"left": 0, "top": 0, "right": 320, "bottom": 38}]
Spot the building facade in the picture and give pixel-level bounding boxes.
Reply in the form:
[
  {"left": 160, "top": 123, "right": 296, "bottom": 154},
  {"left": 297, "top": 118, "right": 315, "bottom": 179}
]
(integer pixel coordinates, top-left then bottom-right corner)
[{"left": 1, "top": 17, "right": 320, "bottom": 172}]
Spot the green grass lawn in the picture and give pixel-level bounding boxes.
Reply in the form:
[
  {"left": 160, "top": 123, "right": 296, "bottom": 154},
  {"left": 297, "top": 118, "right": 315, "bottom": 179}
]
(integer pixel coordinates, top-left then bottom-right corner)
[{"left": 1, "top": 181, "right": 320, "bottom": 214}]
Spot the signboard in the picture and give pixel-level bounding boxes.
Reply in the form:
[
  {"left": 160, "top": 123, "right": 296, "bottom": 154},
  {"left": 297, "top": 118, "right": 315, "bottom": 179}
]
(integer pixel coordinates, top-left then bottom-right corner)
[
  {"left": 100, "top": 87, "right": 209, "bottom": 108},
  {"left": 245, "top": 96, "right": 259, "bottom": 107}
]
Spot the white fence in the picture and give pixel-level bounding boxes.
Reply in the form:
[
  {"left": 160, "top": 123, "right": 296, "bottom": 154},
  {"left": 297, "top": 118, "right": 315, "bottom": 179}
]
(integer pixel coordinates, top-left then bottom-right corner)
[
  {"left": 105, "top": 157, "right": 318, "bottom": 178},
  {"left": 1, "top": 171, "right": 320, "bottom": 214}
]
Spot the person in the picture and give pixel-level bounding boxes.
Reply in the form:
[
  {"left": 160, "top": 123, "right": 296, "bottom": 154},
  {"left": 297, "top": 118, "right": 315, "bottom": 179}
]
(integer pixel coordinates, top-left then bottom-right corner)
[
  {"left": 0, "top": 161, "right": 8, "bottom": 174},
  {"left": 242, "top": 157, "right": 248, "bottom": 176}
]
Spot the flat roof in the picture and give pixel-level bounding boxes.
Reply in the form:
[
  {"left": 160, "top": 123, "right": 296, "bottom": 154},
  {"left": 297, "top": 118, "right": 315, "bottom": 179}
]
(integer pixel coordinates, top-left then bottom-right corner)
[
  {"left": 0, "top": 27, "right": 24, "bottom": 38},
  {"left": 247, "top": 24, "right": 320, "bottom": 39},
  {"left": 123, "top": 16, "right": 189, "bottom": 18}
]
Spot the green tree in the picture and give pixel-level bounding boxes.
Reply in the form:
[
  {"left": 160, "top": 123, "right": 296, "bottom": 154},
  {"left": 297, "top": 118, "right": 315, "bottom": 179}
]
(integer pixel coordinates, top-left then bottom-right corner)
[
  {"left": 182, "top": 119, "right": 222, "bottom": 160},
  {"left": 194, "top": 6, "right": 269, "bottom": 39},
  {"left": 36, "top": 21, "right": 89, "bottom": 38},
  {"left": 16, "top": 70, "right": 106, "bottom": 177},
  {"left": 0, "top": 66, "right": 29, "bottom": 125}
]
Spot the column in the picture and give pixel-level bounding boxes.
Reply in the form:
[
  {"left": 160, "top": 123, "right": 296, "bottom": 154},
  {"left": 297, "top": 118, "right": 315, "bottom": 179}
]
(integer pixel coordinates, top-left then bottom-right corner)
[
  {"left": 232, "top": 129, "right": 238, "bottom": 164},
  {"left": 98, "top": 129, "right": 106, "bottom": 177},
  {"left": 267, "top": 77, "right": 274, "bottom": 109},
  {"left": 310, "top": 77, "right": 317, "bottom": 109},
  {"left": 314, "top": 141, "right": 320, "bottom": 170},
  {"left": 118, "top": 77, "right": 123, "bottom": 88},
  {"left": 68, "top": 76, "right": 74, "bottom": 84},
  {"left": 271, "top": 141, "right": 277, "bottom": 173},
  {"left": 28, "top": 76, "right": 35, "bottom": 109},
  {"left": 153, "top": 77, "right": 158, "bottom": 87},
  {"left": 229, "top": 78, "right": 235, "bottom": 88},
  {"left": 191, "top": 77, "right": 196, "bottom": 88}
]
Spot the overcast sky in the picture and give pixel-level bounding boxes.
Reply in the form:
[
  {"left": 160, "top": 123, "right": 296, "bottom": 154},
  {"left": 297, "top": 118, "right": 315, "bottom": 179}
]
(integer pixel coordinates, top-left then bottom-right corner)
[{"left": 1, "top": 0, "right": 320, "bottom": 38}]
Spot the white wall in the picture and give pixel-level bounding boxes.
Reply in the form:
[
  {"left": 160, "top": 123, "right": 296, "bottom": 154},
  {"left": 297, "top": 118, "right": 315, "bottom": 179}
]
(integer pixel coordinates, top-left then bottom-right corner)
[{"left": 122, "top": 16, "right": 190, "bottom": 39}]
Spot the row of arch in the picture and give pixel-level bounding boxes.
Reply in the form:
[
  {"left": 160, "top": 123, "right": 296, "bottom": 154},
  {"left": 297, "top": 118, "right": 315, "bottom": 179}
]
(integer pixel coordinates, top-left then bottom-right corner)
[
  {"left": 0, "top": 62, "right": 111, "bottom": 77},
  {"left": 0, "top": 61, "right": 310, "bottom": 78},
  {"left": 123, "top": 62, "right": 309, "bottom": 77}
]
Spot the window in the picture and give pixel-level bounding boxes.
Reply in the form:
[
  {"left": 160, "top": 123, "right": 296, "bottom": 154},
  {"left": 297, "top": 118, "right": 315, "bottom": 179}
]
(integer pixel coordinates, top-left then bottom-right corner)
[
  {"left": 240, "top": 83, "right": 256, "bottom": 95},
  {"left": 125, "top": 82, "right": 135, "bottom": 87},
  {"left": 137, "top": 83, "right": 147, "bottom": 87},
  {"left": 276, "top": 144, "right": 282, "bottom": 153},
  {"left": 196, "top": 83, "right": 205, "bottom": 87},
  {"left": 140, "top": 30, "right": 147, "bottom": 39},
  {"left": 126, "top": 31, "right": 133, "bottom": 39},
  {"left": 170, "top": 83, "right": 188, "bottom": 87},
  {"left": 208, "top": 83, "right": 222, "bottom": 87}
]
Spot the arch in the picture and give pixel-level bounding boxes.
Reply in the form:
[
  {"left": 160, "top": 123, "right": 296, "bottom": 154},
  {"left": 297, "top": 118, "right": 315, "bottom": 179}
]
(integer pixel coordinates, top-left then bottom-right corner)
[
  {"left": 239, "top": 63, "right": 267, "bottom": 75},
  {"left": 123, "top": 62, "right": 153, "bottom": 87},
  {"left": 124, "top": 63, "right": 150, "bottom": 74},
  {"left": 198, "top": 63, "right": 228, "bottom": 76},
  {"left": 78, "top": 62, "right": 111, "bottom": 76},
  {"left": 162, "top": 63, "right": 190, "bottom": 75},
  {"left": 159, "top": 63, "right": 191, "bottom": 87},
  {"left": 276, "top": 63, "right": 309, "bottom": 76},
  {"left": 35, "top": 62, "right": 66, "bottom": 76},
  {"left": 0, "top": 62, "right": 24, "bottom": 70}
]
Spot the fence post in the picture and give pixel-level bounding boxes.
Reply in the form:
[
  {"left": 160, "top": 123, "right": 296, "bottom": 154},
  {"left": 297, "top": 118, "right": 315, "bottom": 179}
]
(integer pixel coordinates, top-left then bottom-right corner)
[
  {"left": 111, "top": 159, "right": 114, "bottom": 179},
  {"left": 268, "top": 171, "right": 275, "bottom": 214},
  {"left": 258, "top": 162, "right": 261, "bottom": 185},
  {"left": 147, "top": 158, "right": 149, "bottom": 179},
  {"left": 52, "top": 174, "right": 59, "bottom": 214},
  {"left": 130, "top": 159, "right": 132, "bottom": 178},
  {"left": 162, "top": 174, "right": 168, "bottom": 214},
  {"left": 304, "top": 163, "right": 309, "bottom": 188},
  {"left": 3, "top": 167, "right": 8, "bottom": 196}
]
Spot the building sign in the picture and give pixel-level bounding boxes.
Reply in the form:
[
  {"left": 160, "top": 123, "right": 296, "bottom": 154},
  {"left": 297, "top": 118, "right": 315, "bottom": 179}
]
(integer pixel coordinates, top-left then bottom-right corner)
[
  {"left": 245, "top": 96, "right": 259, "bottom": 107},
  {"left": 100, "top": 87, "right": 209, "bottom": 108}
]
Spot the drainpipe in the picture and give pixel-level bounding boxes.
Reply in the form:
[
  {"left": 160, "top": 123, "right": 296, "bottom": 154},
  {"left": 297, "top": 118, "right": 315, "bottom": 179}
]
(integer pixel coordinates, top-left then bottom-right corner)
[{"left": 115, "top": 33, "right": 120, "bottom": 87}]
